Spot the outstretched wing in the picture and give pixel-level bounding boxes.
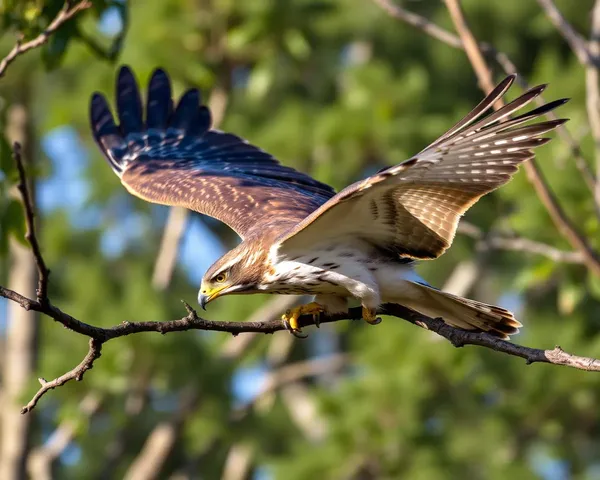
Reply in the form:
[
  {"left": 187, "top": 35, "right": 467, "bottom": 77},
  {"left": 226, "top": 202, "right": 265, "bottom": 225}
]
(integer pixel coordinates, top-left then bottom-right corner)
[
  {"left": 90, "top": 66, "right": 335, "bottom": 239},
  {"left": 279, "top": 75, "right": 568, "bottom": 258}
]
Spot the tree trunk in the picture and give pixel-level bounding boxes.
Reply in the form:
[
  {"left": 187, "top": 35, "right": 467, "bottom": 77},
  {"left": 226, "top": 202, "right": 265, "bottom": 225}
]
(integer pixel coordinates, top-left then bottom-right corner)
[{"left": 0, "top": 101, "right": 39, "bottom": 480}]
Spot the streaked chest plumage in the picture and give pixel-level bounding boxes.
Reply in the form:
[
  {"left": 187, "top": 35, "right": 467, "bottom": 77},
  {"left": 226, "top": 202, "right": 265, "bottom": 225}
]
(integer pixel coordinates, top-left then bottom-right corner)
[{"left": 261, "top": 244, "right": 380, "bottom": 295}]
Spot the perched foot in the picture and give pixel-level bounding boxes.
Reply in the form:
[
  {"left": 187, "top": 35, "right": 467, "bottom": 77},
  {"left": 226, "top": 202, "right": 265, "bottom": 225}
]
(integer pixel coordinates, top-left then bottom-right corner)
[
  {"left": 282, "top": 302, "right": 325, "bottom": 338},
  {"left": 362, "top": 306, "right": 382, "bottom": 325}
]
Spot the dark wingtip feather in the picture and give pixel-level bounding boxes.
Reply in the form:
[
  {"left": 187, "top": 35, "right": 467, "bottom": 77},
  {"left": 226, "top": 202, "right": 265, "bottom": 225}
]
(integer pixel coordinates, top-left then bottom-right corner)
[
  {"left": 146, "top": 68, "right": 172, "bottom": 129},
  {"left": 151, "top": 67, "right": 168, "bottom": 80},
  {"left": 89, "top": 92, "right": 125, "bottom": 173},
  {"left": 550, "top": 118, "right": 569, "bottom": 127},
  {"left": 171, "top": 88, "right": 207, "bottom": 136},
  {"left": 499, "top": 74, "right": 517, "bottom": 88},
  {"left": 529, "top": 83, "right": 548, "bottom": 95},
  {"left": 512, "top": 98, "right": 570, "bottom": 122},
  {"left": 116, "top": 66, "right": 143, "bottom": 136},
  {"left": 552, "top": 98, "right": 570, "bottom": 109}
]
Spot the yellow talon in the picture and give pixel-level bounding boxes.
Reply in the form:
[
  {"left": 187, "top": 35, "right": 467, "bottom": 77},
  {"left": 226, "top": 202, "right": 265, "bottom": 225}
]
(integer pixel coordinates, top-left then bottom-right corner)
[
  {"left": 281, "top": 302, "right": 325, "bottom": 338},
  {"left": 362, "top": 306, "right": 382, "bottom": 325}
]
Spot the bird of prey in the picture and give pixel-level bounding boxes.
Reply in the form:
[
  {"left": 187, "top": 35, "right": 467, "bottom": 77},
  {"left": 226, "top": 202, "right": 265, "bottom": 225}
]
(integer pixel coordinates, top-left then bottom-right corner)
[{"left": 90, "top": 66, "right": 567, "bottom": 338}]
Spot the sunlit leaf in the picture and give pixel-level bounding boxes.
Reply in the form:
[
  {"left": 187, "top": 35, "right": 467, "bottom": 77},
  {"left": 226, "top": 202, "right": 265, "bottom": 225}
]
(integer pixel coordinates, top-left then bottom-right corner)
[
  {"left": 284, "top": 29, "right": 310, "bottom": 60},
  {"left": 247, "top": 61, "right": 273, "bottom": 99},
  {"left": 558, "top": 281, "right": 584, "bottom": 315}
]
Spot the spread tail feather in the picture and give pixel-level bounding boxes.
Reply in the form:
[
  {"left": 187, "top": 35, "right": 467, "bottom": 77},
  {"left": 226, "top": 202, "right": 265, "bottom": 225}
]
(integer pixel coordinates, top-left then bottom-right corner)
[{"left": 392, "top": 281, "right": 521, "bottom": 339}]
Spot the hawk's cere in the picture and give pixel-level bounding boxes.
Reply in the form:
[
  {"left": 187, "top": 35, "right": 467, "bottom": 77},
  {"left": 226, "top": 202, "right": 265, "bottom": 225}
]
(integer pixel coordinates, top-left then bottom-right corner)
[{"left": 90, "top": 66, "right": 568, "bottom": 338}]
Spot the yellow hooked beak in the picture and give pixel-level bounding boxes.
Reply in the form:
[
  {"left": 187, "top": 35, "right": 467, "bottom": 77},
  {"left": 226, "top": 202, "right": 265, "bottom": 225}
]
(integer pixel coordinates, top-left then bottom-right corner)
[{"left": 198, "top": 283, "right": 228, "bottom": 310}]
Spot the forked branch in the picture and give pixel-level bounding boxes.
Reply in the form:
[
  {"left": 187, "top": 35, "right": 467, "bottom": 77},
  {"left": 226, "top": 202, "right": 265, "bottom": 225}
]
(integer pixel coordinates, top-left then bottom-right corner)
[{"left": 0, "top": 1, "right": 92, "bottom": 78}]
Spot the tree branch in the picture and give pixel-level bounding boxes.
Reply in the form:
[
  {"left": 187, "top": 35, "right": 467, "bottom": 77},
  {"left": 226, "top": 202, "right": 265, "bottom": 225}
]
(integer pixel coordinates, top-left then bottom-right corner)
[
  {"left": 536, "top": 0, "right": 598, "bottom": 67},
  {"left": 457, "top": 222, "right": 584, "bottom": 264},
  {"left": 586, "top": 0, "right": 600, "bottom": 217},
  {"left": 122, "top": 297, "right": 299, "bottom": 479},
  {"left": 371, "top": 0, "right": 463, "bottom": 49},
  {"left": 20, "top": 339, "right": 102, "bottom": 414},
  {"left": 535, "top": 0, "right": 600, "bottom": 215},
  {"left": 3, "top": 281, "right": 600, "bottom": 414},
  {"left": 12, "top": 143, "right": 49, "bottom": 304},
  {"left": 0, "top": 0, "right": 92, "bottom": 78}
]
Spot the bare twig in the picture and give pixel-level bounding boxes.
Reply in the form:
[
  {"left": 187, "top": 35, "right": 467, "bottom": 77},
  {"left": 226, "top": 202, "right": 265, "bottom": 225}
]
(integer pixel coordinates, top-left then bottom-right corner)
[
  {"left": 372, "top": 0, "right": 462, "bottom": 48},
  {"left": 386, "top": 305, "right": 600, "bottom": 371},
  {"left": 586, "top": 0, "right": 600, "bottom": 213},
  {"left": 0, "top": 1, "right": 92, "bottom": 78},
  {"left": 457, "top": 222, "right": 584, "bottom": 264},
  {"left": 536, "top": 0, "right": 597, "bottom": 67},
  {"left": 483, "top": 236, "right": 583, "bottom": 263},
  {"left": 537, "top": 0, "right": 600, "bottom": 213},
  {"left": 20, "top": 338, "right": 102, "bottom": 414},
  {"left": 13, "top": 143, "right": 49, "bottom": 303}
]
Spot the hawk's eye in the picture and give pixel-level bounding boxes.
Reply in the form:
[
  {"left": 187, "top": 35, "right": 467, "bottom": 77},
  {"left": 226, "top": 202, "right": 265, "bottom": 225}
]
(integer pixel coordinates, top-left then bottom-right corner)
[{"left": 215, "top": 273, "right": 227, "bottom": 283}]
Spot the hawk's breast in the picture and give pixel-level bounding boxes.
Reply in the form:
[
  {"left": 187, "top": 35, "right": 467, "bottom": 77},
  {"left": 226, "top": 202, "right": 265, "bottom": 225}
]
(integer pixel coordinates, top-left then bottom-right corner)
[{"left": 261, "top": 244, "right": 378, "bottom": 296}]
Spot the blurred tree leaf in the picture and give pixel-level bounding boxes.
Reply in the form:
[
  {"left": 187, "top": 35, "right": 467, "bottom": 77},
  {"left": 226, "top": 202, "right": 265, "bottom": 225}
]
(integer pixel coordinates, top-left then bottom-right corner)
[
  {"left": 284, "top": 29, "right": 311, "bottom": 60},
  {"left": 41, "top": 19, "right": 75, "bottom": 70},
  {"left": 3, "top": 198, "right": 27, "bottom": 247},
  {"left": 588, "top": 272, "right": 600, "bottom": 301},
  {"left": 558, "top": 281, "right": 585, "bottom": 315},
  {"left": 0, "top": 134, "right": 16, "bottom": 181}
]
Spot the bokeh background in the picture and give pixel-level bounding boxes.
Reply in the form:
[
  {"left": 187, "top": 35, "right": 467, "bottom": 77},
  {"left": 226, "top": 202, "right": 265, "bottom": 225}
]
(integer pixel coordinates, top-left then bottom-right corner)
[{"left": 1, "top": 0, "right": 600, "bottom": 478}]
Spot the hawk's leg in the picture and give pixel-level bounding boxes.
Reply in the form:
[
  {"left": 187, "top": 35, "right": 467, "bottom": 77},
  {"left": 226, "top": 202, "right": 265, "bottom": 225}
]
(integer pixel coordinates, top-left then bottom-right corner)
[{"left": 282, "top": 302, "right": 325, "bottom": 338}]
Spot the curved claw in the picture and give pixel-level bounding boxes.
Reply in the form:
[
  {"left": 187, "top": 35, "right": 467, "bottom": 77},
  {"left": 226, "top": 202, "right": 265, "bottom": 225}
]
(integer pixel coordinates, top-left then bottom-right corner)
[
  {"left": 281, "top": 302, "right": 325, "bottom": 339},
  {"left": 282, "top": 314, "right": 309, "bottom": 338}
]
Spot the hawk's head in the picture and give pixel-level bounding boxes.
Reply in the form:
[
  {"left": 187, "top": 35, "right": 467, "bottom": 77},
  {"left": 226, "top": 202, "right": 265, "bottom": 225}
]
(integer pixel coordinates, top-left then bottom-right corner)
[{"left": 198, "top": 242, "right": 267, "bottom": 309}]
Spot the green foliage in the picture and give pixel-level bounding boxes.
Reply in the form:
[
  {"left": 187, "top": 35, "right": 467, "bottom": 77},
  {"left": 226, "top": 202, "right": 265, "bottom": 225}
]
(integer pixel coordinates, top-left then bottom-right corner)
[
  {"left": 0, "top": 134, "right": 27, "bottom": 256},
  {"left": 0, "top": 0, "right": 599, "bottom": 478}
]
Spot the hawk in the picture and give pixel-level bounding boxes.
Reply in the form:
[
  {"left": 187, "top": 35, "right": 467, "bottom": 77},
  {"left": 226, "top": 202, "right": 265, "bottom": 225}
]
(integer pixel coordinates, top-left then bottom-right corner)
[{"left": 90, "top": 66, "right": 567, "bottom": 338}]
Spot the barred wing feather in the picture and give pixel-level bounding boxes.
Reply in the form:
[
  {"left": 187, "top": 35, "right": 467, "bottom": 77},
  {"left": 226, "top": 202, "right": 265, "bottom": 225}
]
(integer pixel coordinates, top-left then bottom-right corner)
[{"left": 279, "top": 75, "right": 568, "bottom": 259}]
